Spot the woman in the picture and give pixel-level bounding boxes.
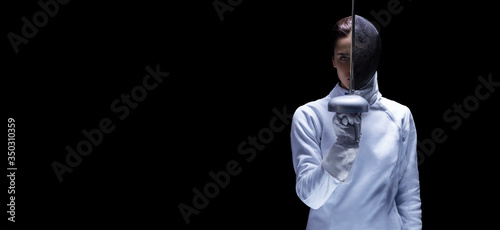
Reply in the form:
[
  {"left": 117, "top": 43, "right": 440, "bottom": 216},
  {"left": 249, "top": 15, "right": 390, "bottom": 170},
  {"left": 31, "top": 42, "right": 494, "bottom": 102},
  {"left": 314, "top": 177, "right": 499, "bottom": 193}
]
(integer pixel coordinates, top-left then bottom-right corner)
[{"left": 290, "top": 15, "right": 422, "bottom": 229}]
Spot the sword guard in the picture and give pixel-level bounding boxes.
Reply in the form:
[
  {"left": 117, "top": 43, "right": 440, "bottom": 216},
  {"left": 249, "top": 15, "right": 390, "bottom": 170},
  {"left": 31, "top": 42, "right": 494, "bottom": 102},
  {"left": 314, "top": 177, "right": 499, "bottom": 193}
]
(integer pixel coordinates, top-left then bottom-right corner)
[{"left": 328, "top": 94, "right": 369, "bottom": 113}]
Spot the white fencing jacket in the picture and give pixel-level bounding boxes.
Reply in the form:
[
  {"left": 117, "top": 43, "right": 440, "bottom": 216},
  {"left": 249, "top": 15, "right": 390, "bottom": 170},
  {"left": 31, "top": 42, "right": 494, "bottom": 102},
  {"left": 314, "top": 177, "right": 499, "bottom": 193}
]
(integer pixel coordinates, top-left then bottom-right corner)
[{"left": 291, "top": 73, "right": 422, "bottom": 229}]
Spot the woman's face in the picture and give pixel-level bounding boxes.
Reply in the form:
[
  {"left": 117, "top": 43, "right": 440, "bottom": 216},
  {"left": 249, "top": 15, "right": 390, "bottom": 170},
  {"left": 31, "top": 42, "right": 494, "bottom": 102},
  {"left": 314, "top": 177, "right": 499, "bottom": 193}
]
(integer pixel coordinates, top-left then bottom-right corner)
[{"left": 332, "top": 32, "right": 351, "bottom": 90}]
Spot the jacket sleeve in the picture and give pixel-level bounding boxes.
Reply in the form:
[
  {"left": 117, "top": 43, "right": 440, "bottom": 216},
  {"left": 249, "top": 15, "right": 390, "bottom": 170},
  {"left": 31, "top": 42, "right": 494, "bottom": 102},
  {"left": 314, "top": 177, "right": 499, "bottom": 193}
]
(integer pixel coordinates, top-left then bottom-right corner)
[
  {"left": 291, "top": 105, "right": 340, "bottom": 209},
  {"left": 395, "top": 110, "right": 422, "bottom": 229}
]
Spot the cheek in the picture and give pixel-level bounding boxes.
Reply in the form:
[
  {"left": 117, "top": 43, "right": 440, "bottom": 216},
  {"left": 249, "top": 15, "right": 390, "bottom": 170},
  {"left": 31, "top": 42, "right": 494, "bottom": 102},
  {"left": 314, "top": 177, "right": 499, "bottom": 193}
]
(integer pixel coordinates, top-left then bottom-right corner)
[{"left": 337, "top": 62, "right": 350, "bottom": 74}]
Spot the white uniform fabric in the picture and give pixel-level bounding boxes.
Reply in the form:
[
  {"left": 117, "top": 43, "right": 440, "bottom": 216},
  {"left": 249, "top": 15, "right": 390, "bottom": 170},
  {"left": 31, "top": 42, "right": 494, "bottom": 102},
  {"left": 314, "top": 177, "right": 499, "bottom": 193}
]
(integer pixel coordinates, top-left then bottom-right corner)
[{"left": 291, "top": 73, "right": 422, "bottom": 229}]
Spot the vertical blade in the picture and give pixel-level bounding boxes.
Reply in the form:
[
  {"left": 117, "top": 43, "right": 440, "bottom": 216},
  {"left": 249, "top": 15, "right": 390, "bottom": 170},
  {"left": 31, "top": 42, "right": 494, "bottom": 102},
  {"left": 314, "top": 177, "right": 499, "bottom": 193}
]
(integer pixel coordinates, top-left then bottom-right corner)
[
  {"left": 349, "top": 0, "right": 355, "bottom": 94},
  {"left": 327, "top": 0, "right": 369, "bottom": 113}
]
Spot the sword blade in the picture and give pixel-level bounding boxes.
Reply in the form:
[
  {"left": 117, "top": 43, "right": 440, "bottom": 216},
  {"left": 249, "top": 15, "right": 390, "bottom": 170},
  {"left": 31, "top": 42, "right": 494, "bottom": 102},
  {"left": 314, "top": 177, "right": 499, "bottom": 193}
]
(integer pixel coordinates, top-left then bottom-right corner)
[{"left": 349, "top": 0, "right": 355, "bottom": 94}]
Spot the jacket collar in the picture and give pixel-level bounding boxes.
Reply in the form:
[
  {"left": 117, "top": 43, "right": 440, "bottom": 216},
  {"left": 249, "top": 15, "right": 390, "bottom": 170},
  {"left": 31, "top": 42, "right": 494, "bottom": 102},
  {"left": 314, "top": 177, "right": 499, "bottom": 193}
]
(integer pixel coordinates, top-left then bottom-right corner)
[{"left": 329, "top": 72, "right": 381, "bottom": 105}]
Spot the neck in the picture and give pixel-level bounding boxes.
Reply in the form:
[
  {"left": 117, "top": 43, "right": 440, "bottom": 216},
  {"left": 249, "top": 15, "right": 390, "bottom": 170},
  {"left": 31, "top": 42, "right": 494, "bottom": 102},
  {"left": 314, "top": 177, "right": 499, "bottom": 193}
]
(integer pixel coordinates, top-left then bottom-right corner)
[{"left": 341, "top": 82, "right": 349, "bottom": 90}]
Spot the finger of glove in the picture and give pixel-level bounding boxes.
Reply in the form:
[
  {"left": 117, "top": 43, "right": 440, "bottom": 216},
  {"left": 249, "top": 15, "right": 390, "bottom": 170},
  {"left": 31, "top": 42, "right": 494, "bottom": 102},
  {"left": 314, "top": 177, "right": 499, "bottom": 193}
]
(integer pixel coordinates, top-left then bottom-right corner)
[
  {"left": 342, "top": 116, "right": 349, "bottom": 125},
  {"left": 353, "top": 114, "right": 362, "bottom": 142},
  {"left": 333, "top": 119, "right": 357, "bottom": 145},
  {"left": 337, "top": 113, "right": 362, "bottom": 144},
  {"left": 334, "top": 114, "right": 357, "bottom": 131},
  {"left": 352, "top": 113, "right": 361, "bottom": 125},
  {"left": 336, "top": 113, "right": 353, "bottom": 125}
]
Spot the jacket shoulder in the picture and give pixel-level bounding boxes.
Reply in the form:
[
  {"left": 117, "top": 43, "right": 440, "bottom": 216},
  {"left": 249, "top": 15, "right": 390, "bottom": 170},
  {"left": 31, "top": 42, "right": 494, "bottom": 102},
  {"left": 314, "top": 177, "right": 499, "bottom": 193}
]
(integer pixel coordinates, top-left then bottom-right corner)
[
  {"left": 380, "top": 97, "right": 410, "bottom": 113},
  {"left": 291, "top": 96, "right": 331, "bottom": 136},
  {"left": 379, "top": 97, "right": 413, "bottom": 130},
  {"left": 293, "top": 96, "right": 330, "bottom": 119}
]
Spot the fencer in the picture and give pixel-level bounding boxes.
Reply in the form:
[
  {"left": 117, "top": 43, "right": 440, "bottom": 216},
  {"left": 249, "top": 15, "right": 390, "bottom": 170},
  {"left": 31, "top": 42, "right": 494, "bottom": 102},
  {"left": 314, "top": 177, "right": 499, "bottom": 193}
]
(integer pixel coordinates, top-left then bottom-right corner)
[{"left": 290, "top": 15, "right": 422, "bottom": 229}]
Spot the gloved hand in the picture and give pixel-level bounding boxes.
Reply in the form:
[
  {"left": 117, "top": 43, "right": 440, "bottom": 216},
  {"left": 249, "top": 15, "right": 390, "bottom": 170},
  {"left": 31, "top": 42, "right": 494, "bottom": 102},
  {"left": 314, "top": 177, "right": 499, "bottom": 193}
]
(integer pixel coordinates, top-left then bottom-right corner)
[
  {"left": 322, "top": 113, "right": 362, "bottom": 182},
  {"left": 334, "top": 113, "right": 362, "bottom": 146}
]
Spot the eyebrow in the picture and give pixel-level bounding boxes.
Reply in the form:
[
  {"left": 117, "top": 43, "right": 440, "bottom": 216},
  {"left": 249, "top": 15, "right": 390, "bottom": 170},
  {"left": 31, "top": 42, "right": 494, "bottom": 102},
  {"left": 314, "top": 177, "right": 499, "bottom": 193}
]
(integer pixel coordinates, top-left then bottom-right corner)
[{"left": 336, "top": 53, "right": 349, "bottom": 56}]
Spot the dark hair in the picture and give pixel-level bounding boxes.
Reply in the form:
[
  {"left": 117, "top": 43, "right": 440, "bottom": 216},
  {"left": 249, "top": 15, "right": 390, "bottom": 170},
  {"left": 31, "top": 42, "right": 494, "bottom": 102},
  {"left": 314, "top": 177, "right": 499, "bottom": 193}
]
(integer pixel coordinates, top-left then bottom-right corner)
[{"left": 331, "top": 16, "right": 352, "bottom": 56}]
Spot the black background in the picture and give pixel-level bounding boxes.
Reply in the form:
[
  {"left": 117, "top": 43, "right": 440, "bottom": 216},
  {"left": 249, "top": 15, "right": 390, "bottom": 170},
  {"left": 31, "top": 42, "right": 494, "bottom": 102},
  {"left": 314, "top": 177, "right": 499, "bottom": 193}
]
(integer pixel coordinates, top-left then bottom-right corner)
[{"left": 4, "top": 0, "right": 498, "bottom": 228}]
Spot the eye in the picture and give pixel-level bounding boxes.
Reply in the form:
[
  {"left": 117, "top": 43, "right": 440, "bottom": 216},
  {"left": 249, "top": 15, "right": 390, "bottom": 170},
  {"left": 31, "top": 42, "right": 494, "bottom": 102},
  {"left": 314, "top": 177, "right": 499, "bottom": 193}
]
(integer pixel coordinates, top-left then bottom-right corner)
[{"left": 340, "top": 56, "right": 349, "bottom": 61}]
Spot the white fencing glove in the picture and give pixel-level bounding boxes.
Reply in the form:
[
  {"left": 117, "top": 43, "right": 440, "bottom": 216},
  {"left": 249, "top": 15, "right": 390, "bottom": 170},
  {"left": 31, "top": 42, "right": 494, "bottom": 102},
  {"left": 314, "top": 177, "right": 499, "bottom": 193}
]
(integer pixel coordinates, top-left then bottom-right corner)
[{"left": 322, "top": 113, "right": 362, "bottom": 182}]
